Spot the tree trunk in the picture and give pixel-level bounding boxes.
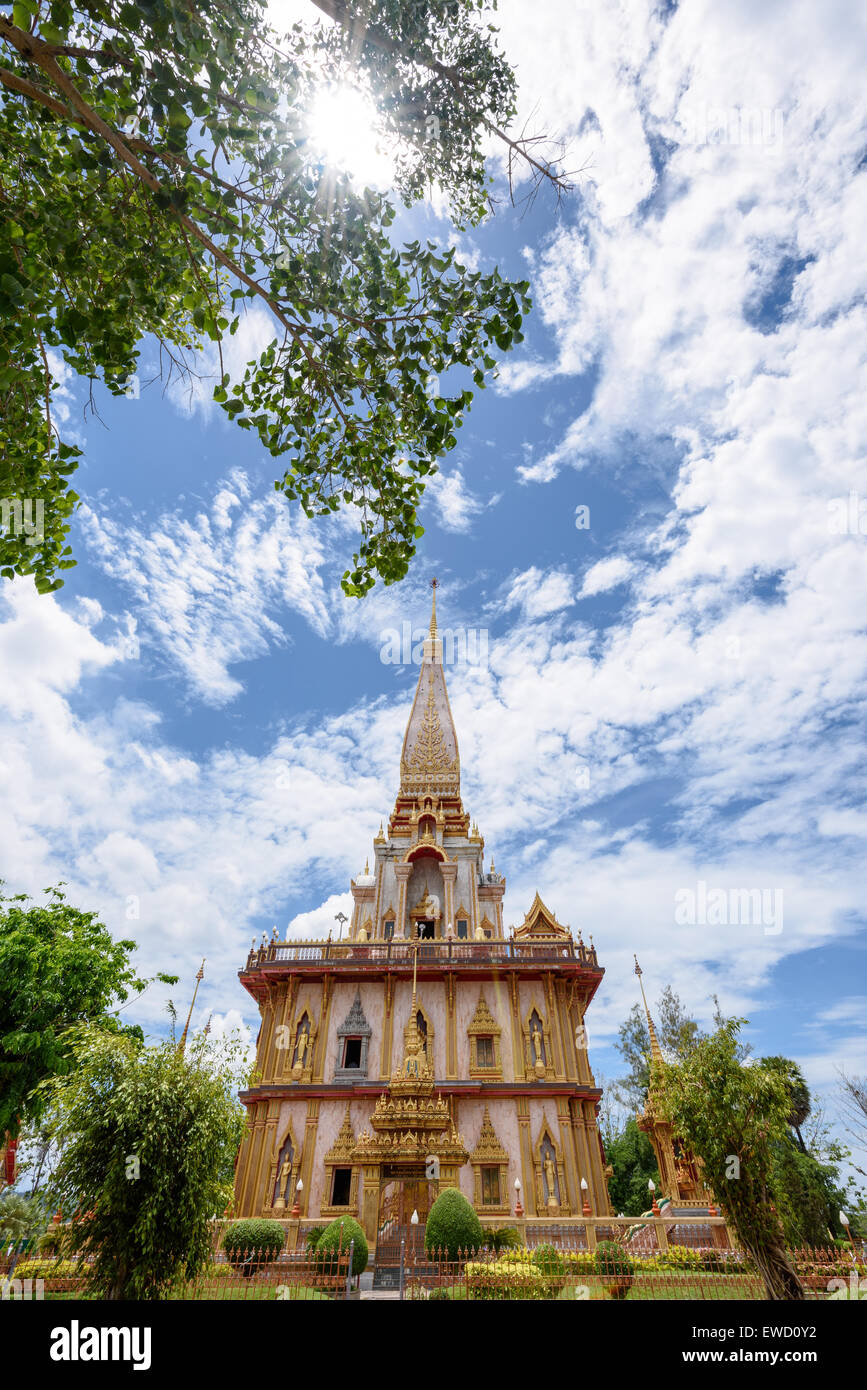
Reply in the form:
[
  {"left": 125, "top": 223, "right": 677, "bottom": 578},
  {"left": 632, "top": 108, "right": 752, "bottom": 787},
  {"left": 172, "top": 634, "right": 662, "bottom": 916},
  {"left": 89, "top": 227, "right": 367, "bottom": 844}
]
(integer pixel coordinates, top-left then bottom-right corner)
[{"left": 749, "top": 1235, "right": 805, "bottom": 1300}]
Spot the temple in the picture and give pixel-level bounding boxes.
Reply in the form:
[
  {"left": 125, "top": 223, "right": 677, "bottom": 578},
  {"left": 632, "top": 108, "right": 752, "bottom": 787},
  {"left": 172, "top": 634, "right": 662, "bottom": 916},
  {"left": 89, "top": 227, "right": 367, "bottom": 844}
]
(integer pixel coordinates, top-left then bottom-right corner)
[{"left": 233, "top": 583, "right": 613, "bottom": 1251}]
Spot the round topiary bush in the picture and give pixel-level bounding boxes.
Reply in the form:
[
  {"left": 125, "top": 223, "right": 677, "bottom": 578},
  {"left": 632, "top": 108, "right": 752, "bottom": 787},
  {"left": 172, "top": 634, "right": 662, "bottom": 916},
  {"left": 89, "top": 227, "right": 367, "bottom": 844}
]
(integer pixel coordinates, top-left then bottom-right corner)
[
  {"left": 222, "top": 1219, "right": 285, "bottom": 1269},
  {"left": 532, "top": 1242, "right": 567, "bottom": 1294},
  {"left": 315, "top": 1216, "right": 368, "bottom": 1277},
  {"left": 594, "top": 1239, "right": 635, "bottom": 1300},
  {"left": 424, "top": 1188, "right": 483, "bottom": 1262}
]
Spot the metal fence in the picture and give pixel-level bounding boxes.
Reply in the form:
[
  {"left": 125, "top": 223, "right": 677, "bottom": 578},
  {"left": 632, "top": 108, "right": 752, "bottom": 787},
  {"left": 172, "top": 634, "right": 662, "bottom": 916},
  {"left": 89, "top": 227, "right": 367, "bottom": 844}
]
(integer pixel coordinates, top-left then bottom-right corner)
[
  {"left": 0, "top": 1247, "right": 352, "bottom": 1301},
  {"left": 401, "top": 1245, "right": 865, "bottom": 1301}
]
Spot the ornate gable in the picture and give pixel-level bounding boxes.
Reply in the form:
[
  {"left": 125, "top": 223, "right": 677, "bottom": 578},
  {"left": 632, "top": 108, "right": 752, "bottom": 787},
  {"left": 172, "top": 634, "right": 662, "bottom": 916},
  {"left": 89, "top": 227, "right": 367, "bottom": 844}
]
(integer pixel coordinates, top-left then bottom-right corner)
[
  {"left": 513, "top": 891, "right": 570, "bottom": 938},
  {"left": 468, "top": 993, "right": 501, "bottom": 1036}
]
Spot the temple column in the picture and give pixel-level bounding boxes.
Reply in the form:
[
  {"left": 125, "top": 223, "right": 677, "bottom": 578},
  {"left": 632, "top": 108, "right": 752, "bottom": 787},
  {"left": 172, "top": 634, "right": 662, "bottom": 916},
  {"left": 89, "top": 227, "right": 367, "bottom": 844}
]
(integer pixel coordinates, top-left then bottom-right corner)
[
  {"left": 445, "top": 973, "right": 457, "bottom": 1078},
  {"left": 440, "top": 860, "right": 457, "bottom": 935},
  {"left": 508, "top": 973, "right": 523, "bottom": 1078},
  {"left": 299, "top": 1100, "right": 320, "bottom": 1217},
  {"left": 516, "top": 1097, "right": 534, "bottom": 1216},
  {"left": 545, "top": 972, "right": 566, "bottom": 1079},
  {"left": 557, "top": 1099, "right": 579, "bottom": 1214},
  {"left": 394, "top": 863, "right": 412, "bottom": 937},
  {"left": 313, "top": 976, "right": 333, "bottom": 1082}
]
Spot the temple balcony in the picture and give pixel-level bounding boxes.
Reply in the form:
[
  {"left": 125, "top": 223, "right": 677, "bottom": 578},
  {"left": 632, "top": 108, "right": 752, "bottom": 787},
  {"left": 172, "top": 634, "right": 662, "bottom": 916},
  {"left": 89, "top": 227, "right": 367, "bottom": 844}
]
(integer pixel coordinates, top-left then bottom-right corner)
[{"left": 241, "top": 934, "right": 600, "bottom": 976}]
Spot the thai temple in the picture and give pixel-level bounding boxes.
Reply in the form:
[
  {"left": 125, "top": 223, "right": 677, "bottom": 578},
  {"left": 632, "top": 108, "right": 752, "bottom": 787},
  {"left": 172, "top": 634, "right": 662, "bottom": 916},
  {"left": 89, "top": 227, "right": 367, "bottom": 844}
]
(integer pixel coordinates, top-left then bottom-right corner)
[{"left": 232, "top": 583, "right": 616, "bottom": 1247}]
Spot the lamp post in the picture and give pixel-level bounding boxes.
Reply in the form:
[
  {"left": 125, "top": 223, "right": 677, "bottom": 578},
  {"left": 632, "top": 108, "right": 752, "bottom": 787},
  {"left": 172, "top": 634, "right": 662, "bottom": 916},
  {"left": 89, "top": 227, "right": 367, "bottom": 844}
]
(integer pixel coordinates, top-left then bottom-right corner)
[
  {"left": 334, "top": 911, "right": 348, "bottom": 941},
  {"left": 840, "top": 1211, "right": 859, "bottom": 1263},
  {"left": 580, "top": 1176, "right": 591, "bottom": 1217},
  {"left": 410, "top": 1208, "right": 419, "bottom": 1272},
  {"left": 514, "top": 1177, "right": 523, "bottom": 1218},
  {"left": 648, "top": 1178, "right": 660, "bottom": 1216},
  {"left": 291, "top": 1178, "right": 302, "bottom": 1219}
]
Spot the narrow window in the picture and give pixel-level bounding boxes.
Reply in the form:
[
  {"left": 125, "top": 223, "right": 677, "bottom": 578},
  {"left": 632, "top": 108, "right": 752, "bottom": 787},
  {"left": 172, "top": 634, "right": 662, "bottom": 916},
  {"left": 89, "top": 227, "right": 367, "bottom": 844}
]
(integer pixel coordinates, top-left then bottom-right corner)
[
  {"left": 457, "top": 920, "right": 468, "bottom": 939},
  {"left": 331, "top": 1168, "right": 352, "bottom": 1206},
  {"left": 481, "top": 1167, "right": 500, "bottom": 1206},
  {"left": 476, "top": 1036, "right": 495, "bottom": 1068},
  {"left": 384, "top": 919, "right": 394, "bottom": 940},
  {"left": 343, "top": 1037, "right": 362, "bottom": 1069}
]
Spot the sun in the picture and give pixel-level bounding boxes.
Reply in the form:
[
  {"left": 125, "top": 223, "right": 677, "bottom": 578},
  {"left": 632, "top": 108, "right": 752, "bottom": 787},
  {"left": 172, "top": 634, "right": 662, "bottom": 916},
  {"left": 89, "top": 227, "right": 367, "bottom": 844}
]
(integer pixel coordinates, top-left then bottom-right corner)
[{"left": 307, "top": 84, "right": 395, "bottom": 189}]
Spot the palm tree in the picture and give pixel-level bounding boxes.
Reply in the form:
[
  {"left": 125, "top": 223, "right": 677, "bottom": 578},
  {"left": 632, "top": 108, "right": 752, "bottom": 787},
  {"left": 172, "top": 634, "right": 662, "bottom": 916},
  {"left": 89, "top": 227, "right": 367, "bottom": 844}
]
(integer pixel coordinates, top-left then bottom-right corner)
[{"left": 760, "top": 1057, "right": 811, "bottom": 1152}]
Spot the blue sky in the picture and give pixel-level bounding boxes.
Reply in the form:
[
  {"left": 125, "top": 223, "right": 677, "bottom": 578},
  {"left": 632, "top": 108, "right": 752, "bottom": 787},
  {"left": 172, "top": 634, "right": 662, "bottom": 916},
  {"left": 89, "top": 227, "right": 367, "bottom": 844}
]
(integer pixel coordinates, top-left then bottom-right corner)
[{"left": 2, "top": 0, "right": 866, "bottom": 1161}]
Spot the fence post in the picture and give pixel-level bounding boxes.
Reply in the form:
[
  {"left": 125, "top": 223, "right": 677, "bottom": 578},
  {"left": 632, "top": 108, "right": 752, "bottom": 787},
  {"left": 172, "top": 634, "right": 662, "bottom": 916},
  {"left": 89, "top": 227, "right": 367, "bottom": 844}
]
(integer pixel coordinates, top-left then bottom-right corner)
[
  {"left": 399, "top": 1236, "right": 406, "bottom": 1301},
  {"left": 345, "top": 1240, "right": 354, "bottom": 1300}
]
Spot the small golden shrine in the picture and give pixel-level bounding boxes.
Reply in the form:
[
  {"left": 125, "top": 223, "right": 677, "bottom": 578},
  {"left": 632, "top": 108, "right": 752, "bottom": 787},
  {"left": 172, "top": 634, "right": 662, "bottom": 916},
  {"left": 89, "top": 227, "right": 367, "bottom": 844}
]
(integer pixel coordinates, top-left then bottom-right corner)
[{"left": 633, "top": 956, "right": 714, "bottom": 1209}]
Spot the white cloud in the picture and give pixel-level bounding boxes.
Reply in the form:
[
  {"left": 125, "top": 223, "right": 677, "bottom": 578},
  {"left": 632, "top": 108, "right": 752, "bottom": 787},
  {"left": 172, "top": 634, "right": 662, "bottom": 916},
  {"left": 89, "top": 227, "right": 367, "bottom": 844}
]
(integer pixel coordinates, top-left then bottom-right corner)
[
  {"left": 500, "top": 566, "right": 574, "bottom": 620},
  {"left": 80, "top": 472, "right": 331, "bottom": 705},
  {"left": 579, "top": 555, "right": 635, "bottom": 597},
  {"left": 424, "top": 466, "right": 485, "bottom": 533}
]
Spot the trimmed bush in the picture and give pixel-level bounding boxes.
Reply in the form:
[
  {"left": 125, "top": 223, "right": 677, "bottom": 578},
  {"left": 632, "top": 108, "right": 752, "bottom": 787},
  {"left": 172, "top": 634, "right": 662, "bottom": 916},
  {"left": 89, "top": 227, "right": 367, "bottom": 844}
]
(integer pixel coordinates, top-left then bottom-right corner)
[
  {"left": 595, "top": 1240, "right": 635, "bottom": 1300},
  {"left": 222, "top": 1219, "right": 285, "bottom": 1269},
  {"left": 316, "top": 1216, "right": 368, "bottom": 1276},
  {"left": 424, "top": 1188, "right": 483, "bottom": 1262},
  {"left": 465, "top": 1258, "right": 546, "bottom": 1300},
  {"left": 532, "top": 1242, "right": 566, "bottom": 1294},
  {"left": 304, "top": 1224, "right": 327, "bottom": 1251},
  {"left": 13, "top": 1258, "right": 80, "bottom": 1279}
]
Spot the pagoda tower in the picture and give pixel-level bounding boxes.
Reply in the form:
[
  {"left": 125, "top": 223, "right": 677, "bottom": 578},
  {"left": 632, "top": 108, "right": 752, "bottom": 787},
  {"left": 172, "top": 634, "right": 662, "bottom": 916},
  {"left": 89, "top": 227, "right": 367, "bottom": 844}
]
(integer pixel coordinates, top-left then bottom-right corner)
[{"left": 233, "top": 584, "right": 612, "bottom": 1245}]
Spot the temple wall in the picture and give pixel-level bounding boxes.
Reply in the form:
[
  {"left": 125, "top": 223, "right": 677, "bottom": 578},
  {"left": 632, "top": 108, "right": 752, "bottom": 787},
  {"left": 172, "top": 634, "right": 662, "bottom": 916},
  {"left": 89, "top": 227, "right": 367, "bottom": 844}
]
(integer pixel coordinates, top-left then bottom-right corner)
[
  {"left": 392, "top": 978, "right": 448, "bottom": 1075},
  {"left": 321, "top": 980, "right": 382, "bottom": 1081}
]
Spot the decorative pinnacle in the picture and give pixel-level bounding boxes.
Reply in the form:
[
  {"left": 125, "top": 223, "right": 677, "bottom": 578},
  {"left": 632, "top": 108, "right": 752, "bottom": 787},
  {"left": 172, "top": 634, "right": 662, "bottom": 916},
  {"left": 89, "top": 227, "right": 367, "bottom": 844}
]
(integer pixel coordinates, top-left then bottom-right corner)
[
  {"left": 634, "top": 955, "right": 664, "bottom": 1066},
  {"left": 430, "top": 576, "right": 438, "bottom": 636}
]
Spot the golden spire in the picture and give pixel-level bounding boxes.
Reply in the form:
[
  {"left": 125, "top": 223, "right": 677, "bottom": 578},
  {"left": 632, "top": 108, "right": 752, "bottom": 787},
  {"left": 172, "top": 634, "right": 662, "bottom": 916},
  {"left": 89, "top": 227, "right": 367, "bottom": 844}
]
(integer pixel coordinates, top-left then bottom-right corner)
[
  {"left": 430, "top": 575, "right": 438, "bottom": 635},
  {"left": 178, "top": 959, "right": 205, "bottom": 1055},
  {"left": 634, "top": 955, "right": 664, "bottom": 1067},
  {"left": 398, "top": 579, "right": 460, "bottom": 798}
]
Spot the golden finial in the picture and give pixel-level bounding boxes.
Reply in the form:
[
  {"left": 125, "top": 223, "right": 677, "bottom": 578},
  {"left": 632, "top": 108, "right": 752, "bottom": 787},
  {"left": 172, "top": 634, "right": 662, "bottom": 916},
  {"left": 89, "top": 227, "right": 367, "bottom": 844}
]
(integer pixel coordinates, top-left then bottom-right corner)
[
  {"left": 178, "top": 959, "right": 205, "bottom": 1055},
  {"left": 364, "top": 857, "right": 369, "bottom": 875},
  {"left": 430, "top": 576, "right": 439, "bottom": 636},
  {"left": 634, "top": 955, "right": 664, "bottom": 1066},
  {"left": 490, "top": 856, "right": 495, "bottom": 873}
]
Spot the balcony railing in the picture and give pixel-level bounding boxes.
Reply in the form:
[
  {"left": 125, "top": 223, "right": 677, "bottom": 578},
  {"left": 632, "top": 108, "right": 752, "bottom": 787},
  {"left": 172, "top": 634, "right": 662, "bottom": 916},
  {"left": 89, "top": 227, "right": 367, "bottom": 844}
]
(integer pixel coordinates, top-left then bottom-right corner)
[{"left": 242, "top": 936, "right": 600, "bottom": 972}]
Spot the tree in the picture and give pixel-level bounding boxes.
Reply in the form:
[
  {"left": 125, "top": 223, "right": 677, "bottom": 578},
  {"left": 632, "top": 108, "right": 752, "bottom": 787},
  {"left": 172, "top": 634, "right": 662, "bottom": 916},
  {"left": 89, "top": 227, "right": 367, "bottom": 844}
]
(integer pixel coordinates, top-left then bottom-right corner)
[
  {"left": 0, "top": 883, "right": 172, "bottom": 1139},
  {"left": 657, "top": 1021, "right": 805, "bottom": 1300},
  {"left": 424, "top": 1186, "right": 482, "bottom": 1260},
  {"left": 760, "top": 1056, "right": 811, "bottom": 1152},
  {"left": 0, "top": 1, "right": 570, "bottom": 596},
  {"left": 0, "top": 1189, "right": 49, "bottom": 1248},
  {"left": 614, "top": 985, "right": 701, "bottom": 1108},
  {"left": 604, "top": 1117, "right": 660, "bottom": 1217},
  {"left": 838, "top": 1071, "right": 867, "bottom": 1179},
  {"left": 770, "top": 1140, "right": 847, "bottom": 1248},
  {"left": 42, "top": 1024, "right": 247, "bottom": 1299}
]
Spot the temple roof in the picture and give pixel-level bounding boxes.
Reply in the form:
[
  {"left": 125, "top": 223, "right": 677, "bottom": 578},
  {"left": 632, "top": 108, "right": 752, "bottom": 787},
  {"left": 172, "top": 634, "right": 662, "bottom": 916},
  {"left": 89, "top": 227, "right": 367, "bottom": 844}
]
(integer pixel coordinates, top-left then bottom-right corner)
[
  {"left": 398, "top": 580, "right": 461, "bottom": 799},
  {"left": 513, "top": 891, "right": 571, "bottom": 938}
]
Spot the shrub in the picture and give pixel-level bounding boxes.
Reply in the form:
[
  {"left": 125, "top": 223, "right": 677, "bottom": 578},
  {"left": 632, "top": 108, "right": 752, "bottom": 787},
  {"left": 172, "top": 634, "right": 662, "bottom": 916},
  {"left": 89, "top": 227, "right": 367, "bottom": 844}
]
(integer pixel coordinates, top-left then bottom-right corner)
[
  {"left": 315, "top": 1216, "right": 368, "bottom": 1277},
  {"left": 222, "top": 1219, "right": 285, "bottom": 1269},
  {"left": 36, "top": 1225, "right": 71, "bottom": 1256},
  {"left": 497, "top": 1247, "right": 533, "bottom": 1265},
  {"left": 465, "top": 1258, "right": 546, "bottom": 1300},
  {"left": 562, "top": 1250, "right": 595, "bottom": 1274},
  {"left": 595, "top": 1240, "right": 635, "bottom": 1300},
  {"left": 13, "top": 1258, "right": 80, "bottom": 1279},
  {"left": 304, "top": 1225, "right": 327, "bottom": 1251},
  {"left": 486, "top": 1225, "right": 522, "bottom": 1252},
  {"left": 532, "top": 1242, "right": 566, "bottom": 1294},
  {"left": 424, "top": 1189, "right": 483, "bottom": 1262}
]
